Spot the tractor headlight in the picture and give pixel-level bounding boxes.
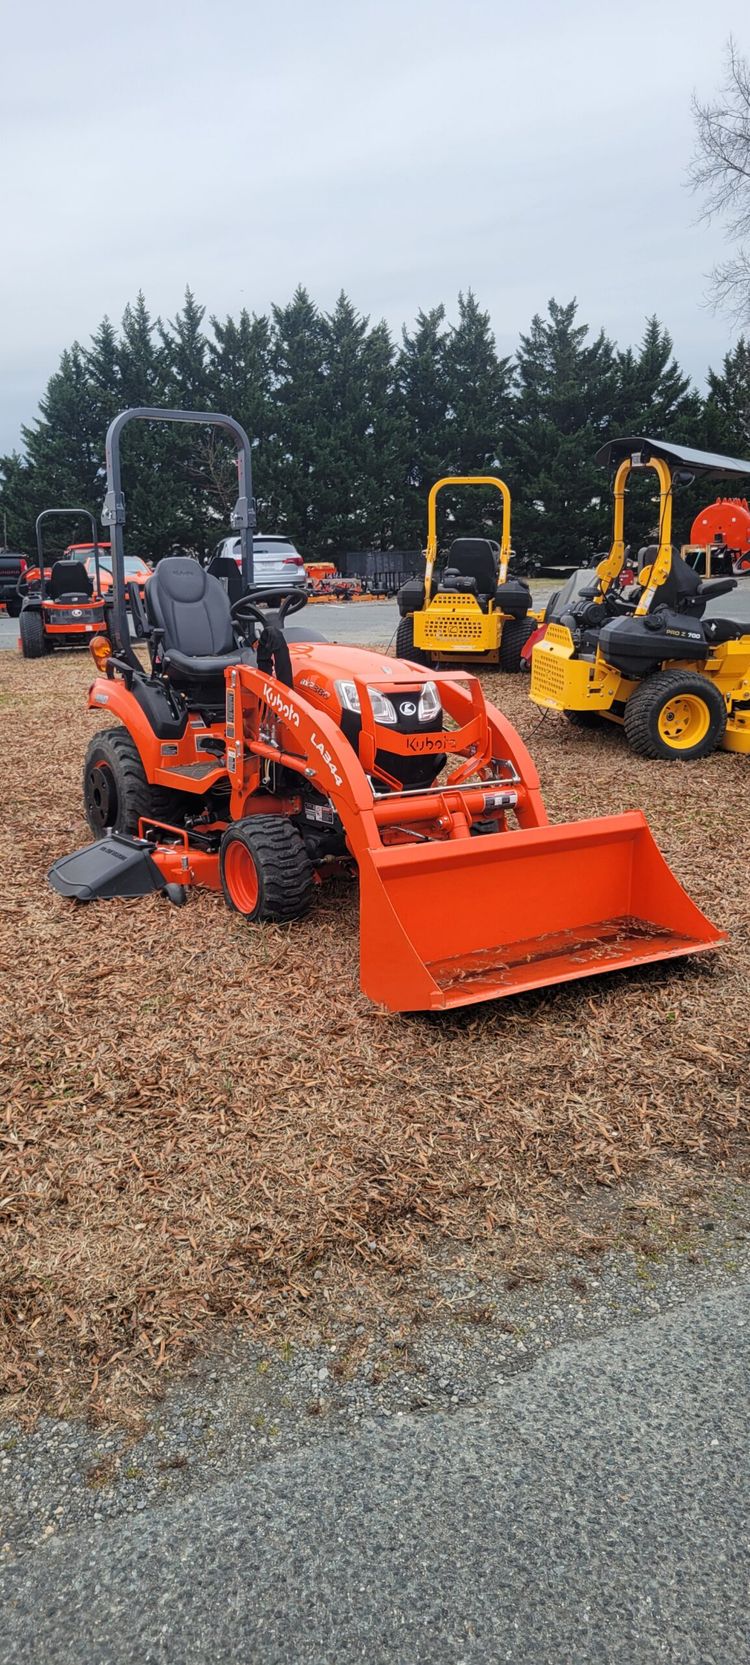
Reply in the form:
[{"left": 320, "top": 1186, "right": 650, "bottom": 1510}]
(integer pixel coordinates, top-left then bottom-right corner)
[
  {"left": 335, "top": 680, "right": 398, "bottom": 725},
  {"left": 418, "top": 681, "right": 441, "bottom": 722}
]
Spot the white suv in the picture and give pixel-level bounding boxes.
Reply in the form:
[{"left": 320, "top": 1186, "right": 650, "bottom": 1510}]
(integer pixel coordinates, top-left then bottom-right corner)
[{"left": 215, "top": 534, "right": 307, "bottom": 590}]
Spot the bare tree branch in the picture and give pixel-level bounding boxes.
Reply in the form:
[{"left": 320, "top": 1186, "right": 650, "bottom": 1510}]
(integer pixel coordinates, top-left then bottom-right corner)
[{"left": 690, "top": 38, "right": 750, "bottom": 322}]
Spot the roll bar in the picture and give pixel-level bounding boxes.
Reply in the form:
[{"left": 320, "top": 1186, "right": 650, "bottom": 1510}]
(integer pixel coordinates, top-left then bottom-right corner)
[
  {"left": 35, "top": 509, "right": 102, "bottom": 603},
  {"left": 102, "top": 407, "right": 256, "bottom": 662},
  {"left": 425, "top": 475, "right": 512, "bottom": 603}
]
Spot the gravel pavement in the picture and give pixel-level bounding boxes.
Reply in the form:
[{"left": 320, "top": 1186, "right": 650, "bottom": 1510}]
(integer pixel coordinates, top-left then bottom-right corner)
[{"left": 2, "top": 1212, "right": 749, "bottom": 1664}]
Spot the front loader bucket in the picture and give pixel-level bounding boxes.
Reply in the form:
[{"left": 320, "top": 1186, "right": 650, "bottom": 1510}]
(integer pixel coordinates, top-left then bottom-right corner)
[{"left": 358, "top": 812, "right": 724, "bottom": 1013}]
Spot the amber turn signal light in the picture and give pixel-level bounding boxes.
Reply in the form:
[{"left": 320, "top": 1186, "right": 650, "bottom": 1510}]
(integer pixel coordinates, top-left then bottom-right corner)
[{"left": 89, "top": 634, "right": 113, "bottom": 672}]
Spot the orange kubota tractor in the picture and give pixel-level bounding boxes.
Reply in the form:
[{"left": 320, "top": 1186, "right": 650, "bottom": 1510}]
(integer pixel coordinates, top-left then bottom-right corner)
[
  {"left": 48, "top": 408, "right": 723, "bottom": 1014},
  {"left": 17, "top": 509, "right": 107, "bottom": 658}
]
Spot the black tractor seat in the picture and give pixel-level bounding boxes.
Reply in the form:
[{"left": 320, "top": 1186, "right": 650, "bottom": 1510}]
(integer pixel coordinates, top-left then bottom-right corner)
[
  {"left": 144, "top": 557, "right": 309, "bottom": 715},
  {"left": 438, "top": 539, "right": 499, "bottom": 610},
  {"left": 48, "top": 560, "right": 94, "bottom": 603},
  {"left": 146, "top": 557, "right": 245, "bottom": 684}
]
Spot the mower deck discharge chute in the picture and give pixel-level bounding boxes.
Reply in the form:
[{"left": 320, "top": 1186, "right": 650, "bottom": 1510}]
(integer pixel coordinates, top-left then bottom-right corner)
[{"left": 48, "top": 408, "right": 723, "bottom": 1014}]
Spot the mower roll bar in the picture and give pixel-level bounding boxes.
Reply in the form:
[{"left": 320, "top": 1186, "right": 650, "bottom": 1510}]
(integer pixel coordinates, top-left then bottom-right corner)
[
  {"left": 591, "top": 437, "right": 750, "bottom": 617},
  {"left": 34, "top": 508, "right": 102, "bottom": 603},
  {"left": 424, "top": 476, "right": 512, "bottom": 604},
  {"left": 102, "top": 407, "right": 257, "bottom": 665}
]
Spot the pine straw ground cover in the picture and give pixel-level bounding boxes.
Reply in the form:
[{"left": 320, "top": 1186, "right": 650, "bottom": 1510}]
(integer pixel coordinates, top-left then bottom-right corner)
[{"left": 0, "top": 652, "right": 748, "bottom": 1424}]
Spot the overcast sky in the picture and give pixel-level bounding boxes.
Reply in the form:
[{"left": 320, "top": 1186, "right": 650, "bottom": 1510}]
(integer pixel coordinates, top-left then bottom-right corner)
[{"left": 0, "top": 0, "right": 745, "bottom": 455}]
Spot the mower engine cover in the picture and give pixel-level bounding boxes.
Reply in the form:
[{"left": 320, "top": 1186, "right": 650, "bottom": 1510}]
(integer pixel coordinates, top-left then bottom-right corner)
[
  {"left": 397, "top": 577, "right": 426, "bottom": 617},
  {"left": 598, "top": 611, "right": 710, "bottom": 680},
  {"left": 494, "top": 578, "right": 532, "bottom": 619}
]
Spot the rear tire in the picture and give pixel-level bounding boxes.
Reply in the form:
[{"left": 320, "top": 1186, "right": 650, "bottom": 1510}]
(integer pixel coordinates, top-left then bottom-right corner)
[
  {"left": 395, "top": 615, "right": 432, "bottom": 666},
  {"left": 623, "top": 671, "right": 726, "bottom": 761},
  {"left": 6, "top": 594, "right": 21, "bottom": 619},
  {"left": 499, "top": 615, "right": 535, "bottom": 672},
  {"left": 83, "top": 727, "right": 190, "bottom": 836},
  {"left": 19, "top": 607, "right": 47, "bottom": 658},
  {"left": 220, "top": 817, "right": 314, "bottom": 923}
]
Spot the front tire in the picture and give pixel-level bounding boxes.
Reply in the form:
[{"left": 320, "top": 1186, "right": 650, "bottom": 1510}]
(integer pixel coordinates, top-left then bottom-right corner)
[
  {"left": 83, "top": 728, "right": 189, "bottom": 836},
  {"left": 220, "top": 817, "right": 313, "bottom": 923},
  {"left": 623, "top": 671, "right": 726, "bottom": 760},
  {"left": 19, "top": 607, "right": 47, "bottom": 658},
  {"left": 499, "top": 615, "right": 535, "bottom": 672},
  {"left": 395, "top": 615, "right": 432, "bottom": 666}
]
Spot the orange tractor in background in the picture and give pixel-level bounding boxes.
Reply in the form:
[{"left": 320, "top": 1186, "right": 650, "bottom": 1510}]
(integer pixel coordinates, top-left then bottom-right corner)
[
  {"left": 17, "top": 509, "right": 107, "bottom": 658},
  {"left": 48, "top": 408, "right": 723, "bottom": 1014}
]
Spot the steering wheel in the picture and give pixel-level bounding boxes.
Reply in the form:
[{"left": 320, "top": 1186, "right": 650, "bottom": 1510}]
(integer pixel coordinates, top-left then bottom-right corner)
[{"left": 230, "top": 587, "right": 308, "bottom": 634}]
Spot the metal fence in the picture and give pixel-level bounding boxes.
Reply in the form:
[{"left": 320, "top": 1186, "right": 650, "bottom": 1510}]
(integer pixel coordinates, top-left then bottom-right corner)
[{"left": 337, "top": 549, "right": 423, "bottom": 595}]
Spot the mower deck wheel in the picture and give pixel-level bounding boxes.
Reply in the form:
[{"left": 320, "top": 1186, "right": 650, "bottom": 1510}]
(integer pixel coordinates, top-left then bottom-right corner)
[
  {"left": 564, "top": 709, "right": 601, "bottom": 729},
  {"left": 19, "top": 607, "right": 47, "bottom": 658},
  {"left": 83, "top": 727, "right": 191, "bottom": 837},
  {"left": 623, "top": 671, "right": 726, "bottom": 760},
  {"left": 499, "top": 615, "right": 535, "bottom": 673},
  {"left": 220, "top": 817, "right": 314, "bottom": 924},
  {"left": 395, "top": 615, "right": 432, "bottom": 666}
]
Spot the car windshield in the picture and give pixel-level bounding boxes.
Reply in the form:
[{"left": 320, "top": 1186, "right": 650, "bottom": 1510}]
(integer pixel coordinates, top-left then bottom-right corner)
[
  {"left": 253, "top": 541, "right": 299, "bottom": 557},
  {"left": 85, "top": 555, "right": 147, "bottom": 576}
]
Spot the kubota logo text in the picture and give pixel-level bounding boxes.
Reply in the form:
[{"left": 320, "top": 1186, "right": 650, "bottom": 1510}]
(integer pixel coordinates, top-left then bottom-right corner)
[
  {"left": 262, "top": 684, "right": 300, "bottom": 727},
  {"left": 405, "top": 734, "right": 445, "bottom": 753},
  {"left": 310, "top": 732, "right": 343, "bottom": 787}
]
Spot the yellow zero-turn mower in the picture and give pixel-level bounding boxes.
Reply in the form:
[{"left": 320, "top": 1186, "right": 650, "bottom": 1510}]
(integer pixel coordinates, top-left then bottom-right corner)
[
  {"left": 396, "top": 475, "right": 540, "bottom": 671},
  {"left": 530, "top": 437, "right": 750, "bottom": 760}
]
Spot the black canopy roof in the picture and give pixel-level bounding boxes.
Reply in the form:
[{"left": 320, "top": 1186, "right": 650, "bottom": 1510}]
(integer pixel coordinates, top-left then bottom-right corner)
[{"left": 594, "top": 436, "right": 750, "bottom": 479}]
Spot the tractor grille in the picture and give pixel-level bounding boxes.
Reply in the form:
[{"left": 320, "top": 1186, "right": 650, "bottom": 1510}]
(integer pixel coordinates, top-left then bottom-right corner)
[
  {"left": 530, "top": 649, "right": 569, "bottom": 703},
  {"left": 422, "top": 606, "right": 485, "bottom": 643}
]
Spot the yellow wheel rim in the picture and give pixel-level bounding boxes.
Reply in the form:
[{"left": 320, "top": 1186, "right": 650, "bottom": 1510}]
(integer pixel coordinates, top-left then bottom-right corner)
[{"left": 657, "top": 693, "right": 710, "bottom": 750}]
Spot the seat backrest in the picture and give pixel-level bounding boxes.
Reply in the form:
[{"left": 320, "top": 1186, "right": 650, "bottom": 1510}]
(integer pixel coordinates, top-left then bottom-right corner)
[
  {"left": 49, "top": 560, "right": 93, "bottom": 600},
  {"left": 206, "top": 554, "right": 243, "bottom": 606},
  {"left": 146, "top": 557, "right": 235, "bottom": 656},
  {"left": 445, "top": 539, "right": 498, "bottom": 594}
]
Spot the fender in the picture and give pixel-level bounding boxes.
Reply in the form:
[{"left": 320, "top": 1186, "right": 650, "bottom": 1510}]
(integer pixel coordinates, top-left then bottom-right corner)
[{"left": 86, "top": 674, "right": 223, "bottom": 789}]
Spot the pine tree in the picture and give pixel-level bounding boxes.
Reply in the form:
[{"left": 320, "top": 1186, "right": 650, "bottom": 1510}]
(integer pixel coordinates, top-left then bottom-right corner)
[
  {"left": 507, "top": 299, "right": 618, "bottom": 568},
  {"left": 266, "top": 287, "right": 327, "bottom": 552},
  {"left": 208, "top": 309, "right": 274, "bottom": 528},
  {"left": 159, "top": 288, "right": 220, "bottom": 551},
  {"left": 702, "top": 337, "right": 750, "bottom": 453},
  {"left": 396, "top": 306, "right": 451, "bottom": 546},
  {"left": 441, "top": 290, "right": 514, "bottom": 543},
  {"left": 85, "top": 317, "right": 121, "bottom": 469},
  {"left": 360, "top": 319, "right": 407, "bottom": 551},
  {"left": 614, "top": 318, "right": 704, "bottom": 550},
  {"left": 312, "top": 294, "right": 406, "bottom": 554},
  {"left": 0, "top": 344, "right": 102, "bottom": 557},
  {"left": 115, "top": 294, "right": 185, "bottom": 558}
]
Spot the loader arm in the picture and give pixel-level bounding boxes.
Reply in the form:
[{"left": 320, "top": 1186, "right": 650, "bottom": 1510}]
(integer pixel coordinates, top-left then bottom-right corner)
[{"left": 222, "top": 662, "right": 719, "bottom": 1012}]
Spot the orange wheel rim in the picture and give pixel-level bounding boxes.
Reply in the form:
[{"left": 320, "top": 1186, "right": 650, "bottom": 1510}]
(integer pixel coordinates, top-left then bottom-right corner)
[{"left": 224, "top": 841, "right": 259, "bottom": 913}]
